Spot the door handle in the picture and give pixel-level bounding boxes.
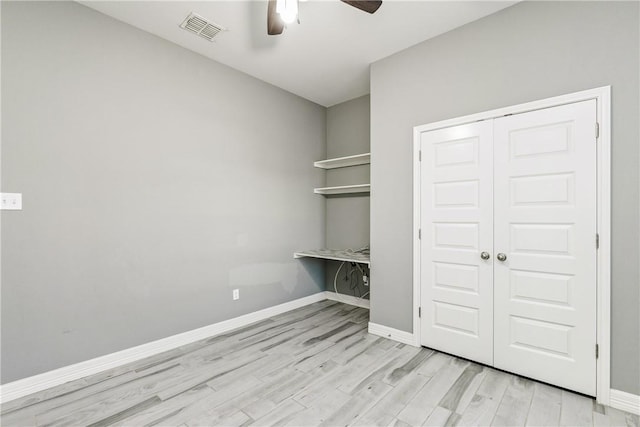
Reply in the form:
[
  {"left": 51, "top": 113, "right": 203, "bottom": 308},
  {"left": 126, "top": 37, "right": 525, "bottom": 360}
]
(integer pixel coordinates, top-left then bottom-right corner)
[
  {"left": 497, "top": 253, "right": 507, "bottom": 262},
  {"left": 480, "top": 251, "right": 490, "bottom": 260}
]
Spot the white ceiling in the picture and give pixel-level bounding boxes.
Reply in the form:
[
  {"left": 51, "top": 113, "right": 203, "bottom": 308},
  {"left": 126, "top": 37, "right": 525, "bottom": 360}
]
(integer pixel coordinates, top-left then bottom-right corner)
[{"left": 81, "top": 1, "right": 516, "bottom": 107}]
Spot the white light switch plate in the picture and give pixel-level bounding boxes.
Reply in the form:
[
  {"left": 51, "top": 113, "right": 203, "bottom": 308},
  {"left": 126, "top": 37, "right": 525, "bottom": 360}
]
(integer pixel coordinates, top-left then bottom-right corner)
[{"left": 1, "top": 193, "right": 22, "bottom": 210}]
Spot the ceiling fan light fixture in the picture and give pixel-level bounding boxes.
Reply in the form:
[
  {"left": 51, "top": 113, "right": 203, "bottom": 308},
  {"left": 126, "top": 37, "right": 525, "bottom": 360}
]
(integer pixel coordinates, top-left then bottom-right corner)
[{"left": 276, "top": 0, "right": 298, "bottom": 24}]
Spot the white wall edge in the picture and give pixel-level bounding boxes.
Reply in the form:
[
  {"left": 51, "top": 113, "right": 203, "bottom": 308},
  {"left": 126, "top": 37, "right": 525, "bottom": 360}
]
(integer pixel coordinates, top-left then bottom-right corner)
[
  {"left": 324, "top": 291, "right": 370, "bottom": 309},
  {"left": 0, "top": 292, "right": 328, "bottom": 404},
  {"left": 609, "top": 389, "right": 640, "bottom": 415},
  {"left": 368, "top": 322, "right": 419, "bottom": 347}
]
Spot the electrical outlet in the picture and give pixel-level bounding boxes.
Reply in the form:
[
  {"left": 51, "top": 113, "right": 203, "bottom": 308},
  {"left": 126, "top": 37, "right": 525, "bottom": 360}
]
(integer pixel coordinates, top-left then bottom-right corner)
[
  {"left": 1, "top": 193, "right": 22, "bottom": 210},
  {"left": 233, "top": 289, "right": 240, "bottom": 300}
]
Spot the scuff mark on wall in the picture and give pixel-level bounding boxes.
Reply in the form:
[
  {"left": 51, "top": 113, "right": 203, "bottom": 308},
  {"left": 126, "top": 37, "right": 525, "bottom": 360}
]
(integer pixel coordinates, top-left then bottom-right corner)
[{"left": 229, "top": 262, "right": 298, "bottom": 293}]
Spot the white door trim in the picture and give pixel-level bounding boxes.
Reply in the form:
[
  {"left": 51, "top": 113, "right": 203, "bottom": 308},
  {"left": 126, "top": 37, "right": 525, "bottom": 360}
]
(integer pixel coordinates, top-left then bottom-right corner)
[{"left": 412, "top": 86, "right": 611, "bottom": 404}]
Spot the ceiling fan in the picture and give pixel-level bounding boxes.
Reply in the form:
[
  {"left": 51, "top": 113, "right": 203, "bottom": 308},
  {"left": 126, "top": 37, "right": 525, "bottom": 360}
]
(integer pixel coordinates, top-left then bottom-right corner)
[{"left": 267, "top": 0, "right": 382, "bottom": 35}]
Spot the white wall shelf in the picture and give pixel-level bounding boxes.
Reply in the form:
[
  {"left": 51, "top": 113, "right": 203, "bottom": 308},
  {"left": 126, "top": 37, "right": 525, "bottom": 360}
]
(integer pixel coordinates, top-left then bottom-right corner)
[
  {"left": 313, "top": 184, "right": 370, "bottom": 195},
  {"left": 314, "top": 153, "right": 370, "bottom": 169},
  {"left": 294, "top": 249, "right": 370, "bottom": 265}
]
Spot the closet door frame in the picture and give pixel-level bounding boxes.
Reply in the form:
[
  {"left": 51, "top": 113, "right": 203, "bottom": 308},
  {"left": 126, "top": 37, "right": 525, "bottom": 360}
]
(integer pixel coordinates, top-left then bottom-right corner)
[{"left": 412, "top": 86, "right": 611, "bottom": 404}]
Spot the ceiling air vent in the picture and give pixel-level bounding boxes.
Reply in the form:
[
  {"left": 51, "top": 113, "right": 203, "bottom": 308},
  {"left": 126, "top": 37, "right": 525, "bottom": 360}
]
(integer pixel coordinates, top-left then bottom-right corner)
[{"left": 180, "top": 12, "right": 224, "bottom": 42}]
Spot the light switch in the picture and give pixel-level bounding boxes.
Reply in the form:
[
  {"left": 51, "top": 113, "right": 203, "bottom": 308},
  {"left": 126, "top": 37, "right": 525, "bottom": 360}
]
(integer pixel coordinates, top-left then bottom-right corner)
[{"left": 1, "top": 193, "right": 22, "bottom": 210}]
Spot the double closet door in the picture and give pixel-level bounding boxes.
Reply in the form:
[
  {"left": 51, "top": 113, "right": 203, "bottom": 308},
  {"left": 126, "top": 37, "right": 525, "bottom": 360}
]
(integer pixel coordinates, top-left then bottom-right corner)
[{"left": 419, "top": 100, "right": 597, "bottom": 396}]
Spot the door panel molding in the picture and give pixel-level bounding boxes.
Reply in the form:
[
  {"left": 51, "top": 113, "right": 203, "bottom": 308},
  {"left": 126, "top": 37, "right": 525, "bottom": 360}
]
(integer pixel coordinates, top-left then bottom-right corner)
[
  {"left": 412, "top": 86, "right": 611, "bottom": 404},
  {"left": 419, "top": 121, "right": 494, "bottom": 366},
  {"left": 493, "top": 100, "right": 597, "bottom": 395}
]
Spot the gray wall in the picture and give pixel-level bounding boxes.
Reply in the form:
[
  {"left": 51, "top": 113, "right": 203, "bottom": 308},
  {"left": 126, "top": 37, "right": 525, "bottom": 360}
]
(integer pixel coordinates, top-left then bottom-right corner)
[
  {"left": 1, "top": 1, "right": 326, "bottom": 383},
  {"left": 370, "top": 1, "right": 639, "bottom": 394},
  {"left": 325, "top": 96, "right": 370, "bottom": 297}
]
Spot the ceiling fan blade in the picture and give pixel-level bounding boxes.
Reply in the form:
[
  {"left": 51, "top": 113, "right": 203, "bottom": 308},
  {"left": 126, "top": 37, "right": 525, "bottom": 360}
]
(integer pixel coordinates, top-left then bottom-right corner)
[
  {"left": 267, "top": 0, "right": 284, "bottom": 35},
  {"left": 340, "top": 0, "right": 382, "bottom": 14}
]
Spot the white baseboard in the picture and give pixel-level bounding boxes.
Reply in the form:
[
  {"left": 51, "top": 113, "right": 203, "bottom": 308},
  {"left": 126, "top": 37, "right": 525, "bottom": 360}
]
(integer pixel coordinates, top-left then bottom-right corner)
[
  {"left": 368, "top": 322, "right": 419, "bottom": 347},
  {"left": 0, "top": 290, "right": 372, "bottom": 405},
  {"left": 610, "top": 389, "right": 640, "bottom": 415},
  {"left": 0, "top": 292, "right": 327, "bottom": 404},
  {"left": 324, "top": 291, "right": 370, "bottom": 309}
]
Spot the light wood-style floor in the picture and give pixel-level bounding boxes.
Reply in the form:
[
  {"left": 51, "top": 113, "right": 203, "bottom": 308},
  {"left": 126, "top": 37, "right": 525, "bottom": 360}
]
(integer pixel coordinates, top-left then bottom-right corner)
[{"left": 1, "top": 300, "right": 638, "bottom": 427}]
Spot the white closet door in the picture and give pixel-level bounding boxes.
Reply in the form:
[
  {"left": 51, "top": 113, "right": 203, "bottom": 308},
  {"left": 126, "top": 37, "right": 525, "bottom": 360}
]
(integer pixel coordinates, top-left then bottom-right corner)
[
  {"left": 493, "top": 100, "right": 597, "bottom": 395},
  {"left": 420, "top": 121, "right": 494, "bottom": 365}
]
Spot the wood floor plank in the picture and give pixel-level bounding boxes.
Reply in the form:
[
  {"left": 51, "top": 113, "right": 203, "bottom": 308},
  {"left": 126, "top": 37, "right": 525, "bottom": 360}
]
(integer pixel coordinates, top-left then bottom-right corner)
[
  {"left": 525, "top": 382, "right": 562, "bottom": 426},
  {"left": 322, "top": 320, "right": 368, "bottom": 343},
  {"left": 451, "top": 367, "right": 487, "bottom": 415},
  {"left": 2, "top": 302, "right": 638, "bottom": 427},
  {"left": 1, "top": 359, "right": 177, "bottom": 418},
  {"left": 0, "top": 408, "right": 36, "bottom": 426},
  {"left": 296, "top": 303, "right": 358, "bottom": 328},
  {"left": 354, "top": 372, "right": 431, "bottom": 426},
  {"left": 157, "top": 352, "right": 267, "bottom": 401},
  {"left": 35, "top": 364, "right": 185, "bottom": 426},
  {"left": 0, "top": 377, "right": 92, "bottom": 416},
  {"left": 388, "top": 418, "right": 413, "bottom": 427},
  {"left": 241, "top": 369, "right": 314, "bottom": 420},
  {"left": 0, "top": 370, "right": 140, "bottom": 423},
  {"left": 143, "top": 376, "right": 264, "bottom": 426},
  {"left": 559, "top": 390, "right": 593, "bottom": 426},
  {"left": 262, "top": 301, "right": 336, "bottom": 327},
  {"left": 491, "top": 376, "right": 534, "bottom": 427},
  {"left": 352, "top": 410, "right": 396, "bottom": 427},
  {"left": 606, "top": 406, "right": 640, "bottom": 427},
  {"left": 294, "top": 331, "right": 366, "bottom": 373},
  {"left": 397, "top": 358, "right": 468, "bottom": 426},
  {"left": 262, "top": 320, "right": 359, "bottom": 357},
  {"left": 422, "top": 406, "right": 454, "bottom": 427},
  {"left": 383, "top": 348, "right": 434, "bottom": 386},
  {"left": 329, "top": 335, "right": 377, "bottom": 365},
  {"left": 338, "top": 345, "right": 420, "bottom": 395},
  {"left": 212, "top": 368, "right": 296, "bottom": 413},
  {"left": 607, "top": 406, "right": 631, "bottom": 427},
  {"left": 186, "top": 407, "right": 252, "bottom": 427},
  {"left": 221, "top": 319, "right": 276, "bottom": 339},
  {"left": 593, "top": 411, "right": 611, "bottom": 427},
  {"left": 457, "top": 394, "right": 501, "bottom": 427},
  {"left": 86, "top": 396, "right": 162, "bottom": 427},
  {"left": 438, "top": 363, "right": 484, "bottom": 414},
  {"left": 248, "top": 399, "right": 305, "bottom": 427},
  {"left": 315, "top": 306, "right": 362, "bottom": 328},
  {"left": 192, "top": 366, "right": 308, "bottom": 425},
  {"left": 138, "top": 320, "right": 304, "bottom": 375},
  {"left": 283, "top": 391, "right": 350, "bottom": 426},
  {"left": 292, "top": 362, "right": 363, "bottom": 408},
  {"left": 417, "top": 351, "right": 454, "bottom": 377},
  {"left": 319, "top": 380, "right": 392, "bottom": 427},
  {"left": 111, "top": 384, "right": 215, "bottom": 426},
  {"left": 349, "top": 308, "right": 370, "bottom": 324},
  {"left": 476, "top": 368, "right": 511, "bottom": 402},
  {"left": 208, "top": 354, "right": 290, "bottom": 389}
]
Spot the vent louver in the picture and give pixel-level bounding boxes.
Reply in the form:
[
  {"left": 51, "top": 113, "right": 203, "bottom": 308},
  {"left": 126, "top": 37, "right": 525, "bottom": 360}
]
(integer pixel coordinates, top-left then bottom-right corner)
[{"left": 180, "top": 12, "right": 224, "bottom": 42}]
